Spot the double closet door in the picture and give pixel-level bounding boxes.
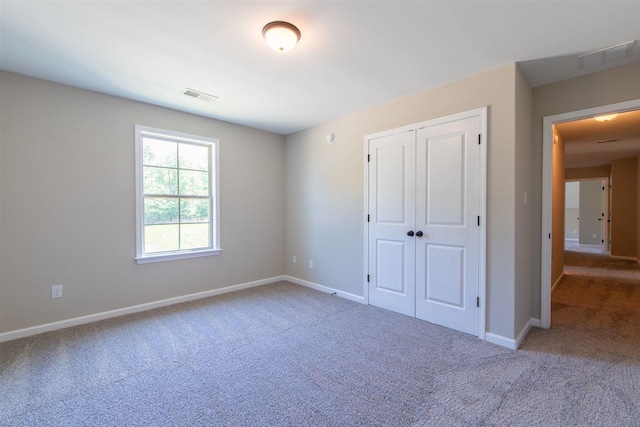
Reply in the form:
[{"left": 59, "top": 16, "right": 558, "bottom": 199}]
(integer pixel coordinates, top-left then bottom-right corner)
[{"left": 367, "top": 111, "right": 483, "bottom": 336}]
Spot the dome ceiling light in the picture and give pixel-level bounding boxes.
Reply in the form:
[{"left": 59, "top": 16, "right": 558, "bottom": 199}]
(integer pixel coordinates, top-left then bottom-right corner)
[
  {"left": 262, "top": 21, "right": 301, "bottom": 53},
  {"left": 594, "top": 113, "right": 619, "bottom": 122}
]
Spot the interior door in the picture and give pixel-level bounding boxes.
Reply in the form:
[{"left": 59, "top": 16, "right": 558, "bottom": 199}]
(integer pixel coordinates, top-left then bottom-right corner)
[
  {"left": 415, "top": 117, "right": 480, "bottom": 335},
  {"left": 368, "top": 130, "right": 416, "bottom": 317}
]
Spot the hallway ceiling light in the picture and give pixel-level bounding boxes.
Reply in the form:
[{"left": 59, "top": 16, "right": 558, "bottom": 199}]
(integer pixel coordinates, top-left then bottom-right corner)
[
  {"left": 594, "top": 113, "right": 618, "bottom": 122},
  {"left": 262, "top": 21, "right": 301, "bottom": 53}
]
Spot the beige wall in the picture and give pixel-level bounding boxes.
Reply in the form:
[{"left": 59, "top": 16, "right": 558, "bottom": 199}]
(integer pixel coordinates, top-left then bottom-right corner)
[
  {"left": 611, "top": 158, "right": 638, "bottom": 258},
  {"left": 514, "top": 65, "right": 535, "bottom": 336},
  {"left": 551, "top": 128, "right": 565, "bottom": 286},
  {"left": 0, "top": 71, "right": 286, "bottom": 333},
  {"left": 565, "top": 165, "right": 611, "bottom": 181},
  {"left": 286, "top": 64, "right": 521, "bottom": 339},
  {"left": 532, "top": 61, "right": 640, "bottom": 314}
]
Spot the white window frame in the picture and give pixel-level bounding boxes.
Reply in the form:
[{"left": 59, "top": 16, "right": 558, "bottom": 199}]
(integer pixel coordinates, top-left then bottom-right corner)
[{"left": 134, "top": 125, "right": 221, "bottom": 264}]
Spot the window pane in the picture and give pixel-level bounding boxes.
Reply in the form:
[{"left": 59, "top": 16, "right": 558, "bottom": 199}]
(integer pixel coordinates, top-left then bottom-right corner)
[
  {"left": 144, "top": 197, "right": 179, "bottom": 224},
  {"left": 144, "top": 166, "right": 178, "bottom": 195},
  {"left": 180, "top": 199, "right": 209, "bottom": 223},
  {"left": 179, "top": 143, "right": 209, "bottom": 171},
  {"left": 143, "top": 137, "right": 177, "bottom": 168},
  {"left": 179, "top": 170, "right": 208, "bottom": 196},
  {"left": 181, "top": 223, "right": 210, "bottom": 250},
  {"left": 144, "top": 224, "right": 179, "bottom": 253}
]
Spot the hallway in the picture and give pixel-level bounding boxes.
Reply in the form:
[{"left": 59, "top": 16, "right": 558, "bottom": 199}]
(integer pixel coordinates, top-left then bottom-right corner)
[{"left": 550, "top": 252, "right": 640, "bottom": 359}]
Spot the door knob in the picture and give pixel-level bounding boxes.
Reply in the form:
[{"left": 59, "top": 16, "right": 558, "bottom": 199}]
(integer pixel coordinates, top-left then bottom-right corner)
[
  {"left": 416, "top": 231, "right": 423, "bottom": 237},
  {"left": 407, "top": 231, "right": 414, "bottom": 236}
]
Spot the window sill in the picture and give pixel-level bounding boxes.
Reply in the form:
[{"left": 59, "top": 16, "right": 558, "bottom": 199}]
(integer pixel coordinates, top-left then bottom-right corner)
[{"left": 135, "top": 249, "right": 222, "bottom": 264}]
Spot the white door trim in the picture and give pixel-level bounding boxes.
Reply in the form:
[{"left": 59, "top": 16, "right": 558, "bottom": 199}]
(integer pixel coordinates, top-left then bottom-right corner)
[
  {"left": 540, "top": 98, "right": 640, "bottom": 329},
  {"left": 364, "top": 107, "right": 487, "bottom": 339}
]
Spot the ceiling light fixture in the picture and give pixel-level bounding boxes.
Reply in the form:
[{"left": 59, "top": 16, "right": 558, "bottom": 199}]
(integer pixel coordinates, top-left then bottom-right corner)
[
  {"left": 594, "top": 113, "right": 619, "bottom": 122},
  {"left": 262, "top": 21, "right": 301, "bottom": 53}
]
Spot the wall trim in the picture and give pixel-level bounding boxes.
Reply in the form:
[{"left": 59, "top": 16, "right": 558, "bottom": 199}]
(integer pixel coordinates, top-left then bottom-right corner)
[
  {"left": 284, "top": 275, "right": 365, "bottom": 304},
  {"left": 0, "top": 275, "right": 287, "bottom": 343},
  {"left": 610, "top": 255, "right": 640, "bottom": 263},
  {"left": 486, "top": 318, "right": 541, "bottom": 350},
  {"left": 485, "top": 333, "right": 517, "bottom": 350},
  {"left": 516, "top": 318, "right": 541, "bottom": 349},
  {"left": 551, "top": 273, "right": 564, "bottom": 293}
]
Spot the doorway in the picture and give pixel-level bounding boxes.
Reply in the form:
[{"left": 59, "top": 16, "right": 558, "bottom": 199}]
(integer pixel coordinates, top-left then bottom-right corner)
[
  {"left": 564, "top": 178, "right": 609, "bottom": 255},
  {"left": 541, "top": 99, "right": 640, "bottom": 328},
  {"left": 364, "top": 107, "right": 487, "bottom": 338}
]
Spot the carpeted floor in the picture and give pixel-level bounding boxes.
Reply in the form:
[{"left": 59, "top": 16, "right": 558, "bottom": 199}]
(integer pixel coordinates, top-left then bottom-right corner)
[{"left": 1, "top": 267, "right": 640, "bottom": 425}]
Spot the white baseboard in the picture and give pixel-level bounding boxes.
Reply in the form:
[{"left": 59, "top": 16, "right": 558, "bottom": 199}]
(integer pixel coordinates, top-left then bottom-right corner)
[
  {"left": 283, "top": 275, "right": 365, "bottom": 304},
  {"left": 551, "top": 273, "right": 564, "bottom": 293},
  {"left": 485, "top": 318, "right": 540, "bottom": 350},
  {"left": 0, "top": 275, "right": 287, "bottom": 343},
  {"left": 610, "top": 255, "right": 640, "bottom": 264},
  {"left": 564, "top": 238, "right": 578, "bottom": 242},
  {"left": 515, "top": 318, "right": 540, "bottom": 349},
  {"left": 485, "top": 333, "right": 517, "bottom": 350}
]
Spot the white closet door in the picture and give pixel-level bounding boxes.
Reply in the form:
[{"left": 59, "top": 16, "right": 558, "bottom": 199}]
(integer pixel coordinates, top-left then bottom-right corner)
[
  {"left": 368, "top": 130, "right": 416, "bottom": 317},
  {"left": 415, "top": 116, "right": 480, "bottom": 335}
]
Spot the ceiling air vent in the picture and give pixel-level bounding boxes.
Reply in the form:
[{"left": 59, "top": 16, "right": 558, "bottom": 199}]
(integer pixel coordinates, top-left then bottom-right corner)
[
  {"left": 596, "top": 138, "right": 621, "bottom": 144},
  {"left": 182, "top": 88, "right": 218, "bottom": 103},
  {"left": 578, "top": 40, "right": 637, "bottom": 69}
]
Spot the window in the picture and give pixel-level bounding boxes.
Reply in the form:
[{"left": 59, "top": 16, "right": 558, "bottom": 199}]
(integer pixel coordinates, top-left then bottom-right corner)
[{"left": 135, "top": 125, "right": 220, "bottom": 263}]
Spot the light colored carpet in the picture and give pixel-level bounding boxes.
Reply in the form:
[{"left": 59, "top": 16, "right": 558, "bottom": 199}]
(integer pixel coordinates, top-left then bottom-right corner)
[{"left": 1, "top": 277, "right": 639, "bottom": 426}]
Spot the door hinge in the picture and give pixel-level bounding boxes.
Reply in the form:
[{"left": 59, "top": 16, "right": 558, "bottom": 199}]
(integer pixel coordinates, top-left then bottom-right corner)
[
  {"left": 549, "top": 233, "right": 551, "bottom": 239},
  {"left": 367, "top": 154, "right": 370, "bottom": 162},
  {"left": 477, "top": 216, "right": 480, "bottom": 226},
  {"left": 602, "top": 239, "right": 604, "bottom": 244},
  {"left": 478, "top": 134, "right": 481, "bottom": 145},
  {"left": 367, "top": 274, "right": 370, "bottom": 282},
  {"left": 602, "top": 186, "right": 605, "bottom": 190},
  {"left": 367, "top": 214, "right": 370, "bottom": 222},
  {"left": 476, "top": 297, "right": 480, "bottom": 307}
]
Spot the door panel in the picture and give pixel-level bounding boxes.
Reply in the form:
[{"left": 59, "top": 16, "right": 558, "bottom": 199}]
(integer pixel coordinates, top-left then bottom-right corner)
[
  {"left": 426, "top": 132, "right": 466, "bottom": 225},
  {"left": 368, "top": 131, "right": 416, "bottom": 317},
  {"left": 377, "top": 145, "right": 407, "bottom": 224},
  {"left": 415, "top": 117, "right": 480, "bottom": 335},
  {"left": 425, "top": 244, "right": 464, "bottom": 307},
  {"left": 376, "top": 240, "right": 406, "bottom": 294}
]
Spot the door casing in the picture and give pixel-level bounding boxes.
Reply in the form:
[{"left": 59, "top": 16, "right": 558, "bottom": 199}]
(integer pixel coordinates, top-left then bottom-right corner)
[
  {"left": 541, "top": 99, "right": 640, "bottom": 329},
  {"left": 363, "top": 107, "right": 488, "bottom": 339}
]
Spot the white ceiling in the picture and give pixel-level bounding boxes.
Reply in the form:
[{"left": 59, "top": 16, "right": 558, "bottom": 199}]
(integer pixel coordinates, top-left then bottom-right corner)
[
  {"left": 1, "top": 1, "right": 639, "bottom": 135},
  {"left": 559, "top": 110, "right": 640, "bottom": 168}
]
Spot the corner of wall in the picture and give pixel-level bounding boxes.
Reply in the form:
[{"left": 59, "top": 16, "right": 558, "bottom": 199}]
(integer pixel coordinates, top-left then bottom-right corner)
[{"left": 514, "top": 64, "right": 535, "bottom": 337}]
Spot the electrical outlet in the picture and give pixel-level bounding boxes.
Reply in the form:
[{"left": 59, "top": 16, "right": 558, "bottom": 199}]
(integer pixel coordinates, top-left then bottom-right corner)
[
  {"left": 51, "top": 285, "right": 63, "bottom": 299},
  {"left": 592, "top": 234, "right": 597, "bottom": 238},
  {"left": 308, "top": 259, "right": 313, "bottom": 269},
  {"left": 292, "top": 255, "right": 296, "bottom": 264}
]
